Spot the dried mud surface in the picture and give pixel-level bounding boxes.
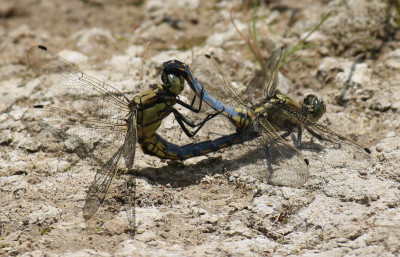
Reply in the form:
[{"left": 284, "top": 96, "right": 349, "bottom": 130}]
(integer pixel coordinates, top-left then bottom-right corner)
[{"left": 1, "top": 0, "right": 400, "bottom": 256}]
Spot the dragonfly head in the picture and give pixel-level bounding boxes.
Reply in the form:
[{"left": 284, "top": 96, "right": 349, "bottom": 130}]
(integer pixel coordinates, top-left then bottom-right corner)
[
  {"left": 304, "top": 94, "right": 326, "bottom": 122},
  {"left": 162, "top": 60, "right": 189, "bottom": 95}
]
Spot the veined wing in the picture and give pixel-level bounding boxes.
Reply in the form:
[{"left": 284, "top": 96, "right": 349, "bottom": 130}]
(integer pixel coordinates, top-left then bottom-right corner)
[
  {"left": 281, "top": 106, "right": 371, "bottom": 169},
  {"left": 122, "top": 114, "right": 137, "bottom": 231},
  {"left": 123, "top": 113, "right": 137, "bottom": 170},
  {"left": 222, "top": 114, "right": 309, "bottom": 187},
  {"left": 27, "top": 45, "right": 130, "bottom": 111},
  {"left": 244, "top": 47, "right": 284, "bottom": 103},
  {"left": 190, "top": 55, "right": 247, "bottom": 108},
  {"left": 25, "top": 45, "right": 138, "bottom": 219},
  {"left": 307, "top": 122, "right": 370, "bottom": 154},
  {"left": 25, "top": 45, "right": 132, "bottom": 156},
  {"left": 305, "top": 121, "right": 371, "bottom": 170},
  {"left": 26, "top": 45, "right": 131, "bottom": 139},
  {"left": 83, "top": 142, "right": 124, "bottom": 220},
  {"left": 83, "top": 116, "right": 137, "bottom": 220},
  {"left": 258, "top": 117, "right": 309, "bottom": 187},
  {"left": 190, "top": 54, "right": 309, "bottom": 187},
  {"left": 186, "top": 55, "right": 249, "bottom": 139},
  {"left": 188, "top": 48, "right": 284, "bottom": 107},
  {"left": 189, "top": 47, "right": 284, "bottom": 109}
]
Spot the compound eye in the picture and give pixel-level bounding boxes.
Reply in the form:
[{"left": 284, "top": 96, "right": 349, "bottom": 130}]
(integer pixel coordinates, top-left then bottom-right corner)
[
  {"left": 168, "top": 73, "right": 180, "bottom": 86},
  {"left": 314, "top": 98, "right": 325, "bottom": 113},
  {"left": 167, "top": 73, "right": 184, "bottom": 95},
  {"left": 304, "top": 94, "right": 317, "bottom": 106}
]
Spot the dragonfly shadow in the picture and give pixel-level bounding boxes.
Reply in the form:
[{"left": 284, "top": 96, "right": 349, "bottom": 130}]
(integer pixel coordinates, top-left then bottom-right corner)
[
  {"left": 133, "top": 156, "right": 230, "bottom": 188},
  {"left": 132, "top": 136, "right": 312, "bottom": 188},
  {"left": 116, "top": 136, "right": 329, "bottom": 237},
  {"left": 297, "top": 141, "right": 325, "bottom": 153}
]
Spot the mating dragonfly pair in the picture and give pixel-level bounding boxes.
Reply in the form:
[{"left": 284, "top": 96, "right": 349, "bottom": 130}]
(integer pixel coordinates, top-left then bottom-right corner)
[{"left": 25, "top": 45, "right": 370, "bottom": 221}]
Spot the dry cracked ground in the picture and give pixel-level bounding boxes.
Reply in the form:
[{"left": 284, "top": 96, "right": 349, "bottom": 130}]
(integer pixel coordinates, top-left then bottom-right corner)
[{"left": 1, "top": 0, "right": 400, "bottom": 256}]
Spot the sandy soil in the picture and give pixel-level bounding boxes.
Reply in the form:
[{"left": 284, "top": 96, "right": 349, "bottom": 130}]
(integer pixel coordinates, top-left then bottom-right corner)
[{"left": 1, "top": 0, "right": 400, "bottom": 256}]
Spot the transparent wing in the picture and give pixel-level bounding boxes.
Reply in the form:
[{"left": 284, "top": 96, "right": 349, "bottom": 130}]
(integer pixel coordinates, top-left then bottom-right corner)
[
  {"left": 245, "top": 47, "right": 284, "bottom": 101},
  {"left": 304, "top": 121, "right": 371, "bottom": 170},
  {"left": 83, "top": 119, "right": 137, "bottom": 220},
  {"left": 188, "top": 49, "right": 369, "bottom": 185},
  {"left": 24, "top": 45, "right": 133, "bottom": 160},
  {"left": 22, "top": 104, "right": 128, "bottom": 166},
  {"left": 125, "top": 174, "right": 136, "bottom": 236},
  {"left": 188, "top": 48, "right": 283, "bottom": 116},
  {"left": 26, "top": 45, "right": 131, "bottom": 139},
  {"left": 276, "top": 105, "right": 371, "bottom": 170},
  {"left": 189, "top": 54, "right": 309, "bottom": 187},
  {"left": 24, "top": 45, "right": 138, "bottom": 219},
  {"left": 27, "top": 45, "right": 130, "bottom": 114},
  {"left": 190, "top": 55, "right": 246, "bottom": 107},
  {"left": 123, "top": 115, "right": 137, "bottom": 231},
  {"left": 188, "top": 48, "right": 284, "bottom": 107},
  {"left": 258, "top": 117, "right": 309, "bottom": 186},
  {"left": 224, "top": 117, "right": 309, "bottom": 187},
  {"left": 123, "top": 114, "right": 137, "bottom": 170},
  {"left": 185, "top": 55, "right": 246, "bottom": 140},
  {"left": 83, "top": 143, "right": 124, "bottom": 220}
]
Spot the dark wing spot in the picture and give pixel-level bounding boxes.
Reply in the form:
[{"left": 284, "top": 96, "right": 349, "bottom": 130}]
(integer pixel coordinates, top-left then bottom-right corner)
[
  {"left": 364, "top": 148, "right": 371, "bottom": 154},
  {"left": 38, "top": 45, "right": 47, "bottom": 51}
]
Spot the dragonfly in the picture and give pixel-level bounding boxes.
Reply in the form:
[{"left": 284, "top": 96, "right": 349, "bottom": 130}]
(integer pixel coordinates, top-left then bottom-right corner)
[
  {"left": 24, "top": 45, "right": 243, "bottom": 221},
  {"left": 163, "top": 47, "right": 371, "bottom": 187}
]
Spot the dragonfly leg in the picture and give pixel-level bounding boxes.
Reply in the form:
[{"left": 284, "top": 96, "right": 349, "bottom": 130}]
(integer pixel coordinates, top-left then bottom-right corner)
[
  {"left": 296, "top": 129, "right": 303, "bottom": 147},
  {"left": 280, "top": 131, "right": 292, "bottom": 139},
  {"left": 188, "top": 87, "right": 204, "bottom": 111},
  {"left": 172, "top": 108, "right": 222, "bottom": 138},
  {"left": 280, "top": 128, "right": 303, "bottom": 147},
  {"left": 175, "top": 87, "right": 205, "bottom": 113}
]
